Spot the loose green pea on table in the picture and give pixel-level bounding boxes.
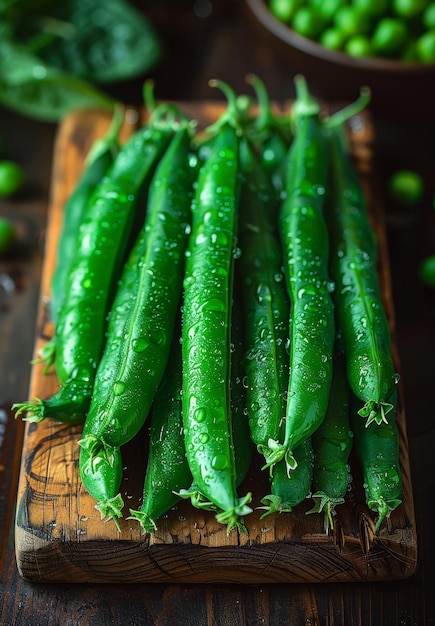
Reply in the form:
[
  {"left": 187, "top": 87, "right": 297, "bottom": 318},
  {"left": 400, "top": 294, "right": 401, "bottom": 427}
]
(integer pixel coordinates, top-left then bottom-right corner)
[
  {"left": 0, "top": 217, "right": 17, "bottom": 254},
  {"left": 0, "top": 160, "right": 25, "bottom": 197}
]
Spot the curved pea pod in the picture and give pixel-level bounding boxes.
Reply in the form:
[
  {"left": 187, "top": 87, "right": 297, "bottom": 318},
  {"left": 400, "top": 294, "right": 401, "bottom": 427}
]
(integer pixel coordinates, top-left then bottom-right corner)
[
  {"left": 79, "top": 440, "right": 124, "bottom": 531},
  {"left": 259, "top": 437, "right": 314, "bottom": 519},
  {"left": 37, "top": 106, "right": 124, "bottom": 373},
  {"left": 13, "top": 105, "right": 177, "bottom": 425},
  {"left": 326, "top": 122, "right": 397, "bottom": 427},
  {"left": 265, "top": 75, "right": 335, "bottom": 475},
  {"left": 52, "top": 105, "right": 124, "bottom": 327},
  {"left": 181, "top": 83, "right": 252, "bottom": 533},
  {"left": 350, "top": 390, "right": 402, "bottom": 533},
  {"left": 306, "top": 345, "right": 353, "bottom": 531},
  {"left": 237, "top": 134, "right": 290, "bottom": 465},
  {"left": 79, "top": 124, "right": 197, "bottom": 457},
  {"left": 128, "top": 324, "right": 192, "bottom": 534}
]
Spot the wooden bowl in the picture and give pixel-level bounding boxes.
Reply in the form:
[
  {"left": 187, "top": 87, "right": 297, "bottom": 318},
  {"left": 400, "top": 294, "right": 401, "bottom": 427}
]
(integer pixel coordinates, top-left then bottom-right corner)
[{"left": 245, "top": 0, "right": 435, "bottom": 120}]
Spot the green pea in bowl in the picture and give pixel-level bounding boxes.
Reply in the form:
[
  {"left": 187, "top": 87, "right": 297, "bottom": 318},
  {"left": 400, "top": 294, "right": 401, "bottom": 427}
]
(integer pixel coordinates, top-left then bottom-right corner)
[{"left": 245, "top": 0, "right": 435, "bottom": 119}]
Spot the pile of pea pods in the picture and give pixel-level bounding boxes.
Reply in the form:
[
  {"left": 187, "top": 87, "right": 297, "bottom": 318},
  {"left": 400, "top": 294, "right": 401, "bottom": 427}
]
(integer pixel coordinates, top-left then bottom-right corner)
[{"left": 13, "top": 75, "right": 402, "bottom": 536}]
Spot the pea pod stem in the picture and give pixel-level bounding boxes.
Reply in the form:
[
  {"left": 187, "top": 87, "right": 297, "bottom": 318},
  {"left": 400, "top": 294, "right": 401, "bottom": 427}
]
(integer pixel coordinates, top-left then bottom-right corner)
[
  {"left": 84, "top": 103, "right": 125, "bottom": 167},
  {"left": 258, "top": 437, "right": 314, "bottom": 518},
  {"left": 307, "top": 493, "right": 338, "bottom": 532},
  {"left": 324, "top": 87, "right": 371, "bottom": 131},
  {"left": 244, "top": 73, "right": 291, "bottom": 189},
  {"left": 245, "top": 73, "right": 279, "bottom": 136},
  {"left": 78, "top": 441, "right": 124, "bottom": 531},
  {"left": 204, "top": 78, "right": 246, "bottom": 136},
  {"left": 289, "top": 74, "right": 321, "bottom": 121}
]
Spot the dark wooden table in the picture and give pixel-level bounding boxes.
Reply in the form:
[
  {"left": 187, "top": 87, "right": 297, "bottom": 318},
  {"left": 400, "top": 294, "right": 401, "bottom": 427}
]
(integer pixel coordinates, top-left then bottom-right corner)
[{"left": 1, "top": 2, "right": 434, "bottom": 624}]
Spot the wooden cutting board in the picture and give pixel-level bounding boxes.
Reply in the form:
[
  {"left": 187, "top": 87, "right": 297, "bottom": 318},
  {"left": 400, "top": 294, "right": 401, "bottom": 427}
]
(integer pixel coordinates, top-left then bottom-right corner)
[{"left": 14, "top": 102, "right": 418, "bottom": 584}]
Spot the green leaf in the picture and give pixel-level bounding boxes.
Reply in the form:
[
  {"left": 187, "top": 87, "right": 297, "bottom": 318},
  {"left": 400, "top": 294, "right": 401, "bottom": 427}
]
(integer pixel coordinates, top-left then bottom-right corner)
[
  {"left": 0, "top": 36, "right": 114, "bottom": 121},
  {"left": 26, "top": 0, "right": 162, "bottom": 83}
]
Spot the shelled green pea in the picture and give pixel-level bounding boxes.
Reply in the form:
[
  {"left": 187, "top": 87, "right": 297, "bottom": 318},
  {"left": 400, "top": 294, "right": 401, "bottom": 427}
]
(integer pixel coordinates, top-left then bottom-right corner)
[{"left": 269, "top": 0, "right": 435, "bottom": 63}]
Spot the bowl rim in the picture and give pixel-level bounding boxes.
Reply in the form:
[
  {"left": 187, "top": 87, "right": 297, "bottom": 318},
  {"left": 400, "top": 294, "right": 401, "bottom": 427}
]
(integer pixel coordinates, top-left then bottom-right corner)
[{"left": 246, "top": 0, "right": 435, "bottom": 75}]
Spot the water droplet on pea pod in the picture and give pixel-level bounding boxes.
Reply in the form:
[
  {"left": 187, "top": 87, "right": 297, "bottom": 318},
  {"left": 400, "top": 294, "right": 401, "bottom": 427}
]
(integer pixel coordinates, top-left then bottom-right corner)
[
  {"left": 199, "top": 298, "right": 225, "bottom": 313},
  {"left": 211, "top": 453, "right": 228, "bottom": 470},
  {"left": 131, "top": 337, "right": 149, "bottom": 353},
  {"left": 113, "top": 381, "right": 126, "bottom": 396},
  {"left": 257, "top": 283, "right": 272, "bottom": 304},
  {"left": 193, "top": 407, "right": 207, "bottom": 423},
  {"left": 68, "top": 366, "right": 92, "bottom": 383},
  {"left": 195, "top": 232, "right": 207, "bottom": 245},
  {"left": 196, "top": 432, "right": 210, "bottom": 445},
  {"left": 249, "top": 401, "right": 260, "bottom": 413},
  {"left": 150, "top": 329, "right": 167, "bottom": 347},
  {"left": 211, "top": 231, "right": 229, "bottom": 246}
]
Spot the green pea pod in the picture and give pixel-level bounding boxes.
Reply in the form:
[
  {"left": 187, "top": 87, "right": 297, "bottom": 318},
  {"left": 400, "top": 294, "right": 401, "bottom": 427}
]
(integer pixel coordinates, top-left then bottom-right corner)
[
  {"left": 36, "top": 105, "right": 124, "bottom": 372},
  {"left": 237, "top": 134, "right": 290, "bottom": 465},
  {"left": 259, "top": 437, "right": 314, "bottom": 518},
  {"left": 13, "top": 103, "right": 176, "bottom": 424},
  {"left": 177, "top": 291, "right": 254, "bottom": 516},
  {"left": 306, "top": 342, "right": 353, "bottom": 531},
  {"left": 128, "top": 320, "right": 192, "bottom": 535},
  {"left": 265, "top": 75, "right": 335, "bottom": 475},
  {"left": 79, "top": 123, "right": 197, "bottom": 458},
  {"left": 181, "top": 81, "right": 252, "bottom": 533},
  {"left": 81, "top": 182, "right": 164, "bottom": 531},
  {"left": 51, "top": 105, "right": 124, "bottom": 324},
  {"left": 326, "top": 121, "right": 397, "bottom": 427},
  {"left": 350, "top": 390, "right": 402, "bottom": 533},
  {"left": 79, "top": 441, "right": 124, "bottom": 531}
]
